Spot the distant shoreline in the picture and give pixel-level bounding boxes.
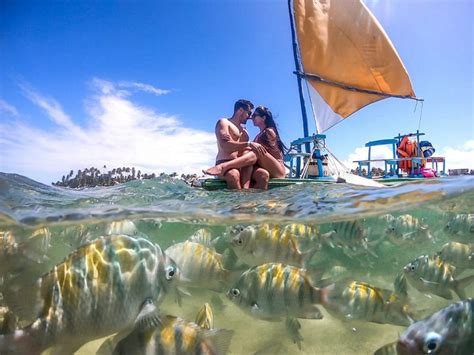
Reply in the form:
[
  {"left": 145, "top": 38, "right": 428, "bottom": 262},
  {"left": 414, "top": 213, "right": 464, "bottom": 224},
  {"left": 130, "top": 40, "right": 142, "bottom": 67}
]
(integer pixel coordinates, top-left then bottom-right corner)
[{"left": 52, "top": 166, "right": 198, "bottom": 188}]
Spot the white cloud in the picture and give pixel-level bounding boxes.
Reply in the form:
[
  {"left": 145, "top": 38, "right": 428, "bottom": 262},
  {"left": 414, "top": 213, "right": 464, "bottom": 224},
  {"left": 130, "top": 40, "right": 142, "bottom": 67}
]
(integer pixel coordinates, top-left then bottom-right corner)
[
  {"left": 0, "top": 99, "right": 19, "bottom": 116},
  {"left": 342, "top": 145, "right": 394, "bottom": 170},
  {"left": 0, "top": 79, "right": 216, "bottom": 184},
  {"left": 19, "top": 83, "right": 82, "bottom": 135},
  {"left": 118, "top": 81, "right": 171, "bottom": 96},
  {"left": 442, "top": 140, "right": 474, "bottom": 170}
]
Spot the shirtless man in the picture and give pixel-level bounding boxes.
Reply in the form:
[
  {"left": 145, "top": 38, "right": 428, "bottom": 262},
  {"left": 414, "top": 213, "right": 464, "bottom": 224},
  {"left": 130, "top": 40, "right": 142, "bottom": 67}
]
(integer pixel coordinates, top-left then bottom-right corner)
[{"left": 205, "top": 99, "right": 257, "bottom": 189}]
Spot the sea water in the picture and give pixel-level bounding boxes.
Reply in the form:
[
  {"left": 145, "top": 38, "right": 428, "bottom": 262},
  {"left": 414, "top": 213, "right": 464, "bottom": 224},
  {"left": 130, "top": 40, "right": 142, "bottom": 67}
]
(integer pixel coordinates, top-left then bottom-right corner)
[{"left": 0, "top": 172, "right": 473, "bottom": 354}]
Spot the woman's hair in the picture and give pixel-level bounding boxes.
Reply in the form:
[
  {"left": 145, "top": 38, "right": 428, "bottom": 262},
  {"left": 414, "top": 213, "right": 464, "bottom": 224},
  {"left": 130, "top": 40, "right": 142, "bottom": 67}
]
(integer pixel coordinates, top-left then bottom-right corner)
[{"left": 254, "top": 106, "right": 286, "bottom": 153}]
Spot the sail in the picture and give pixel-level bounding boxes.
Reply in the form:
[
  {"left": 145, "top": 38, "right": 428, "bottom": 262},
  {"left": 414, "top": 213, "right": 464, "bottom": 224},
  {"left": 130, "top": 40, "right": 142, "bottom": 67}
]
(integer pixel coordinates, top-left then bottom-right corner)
[{"left": 293, "top": 0, "right": 416, "bottom": 132}]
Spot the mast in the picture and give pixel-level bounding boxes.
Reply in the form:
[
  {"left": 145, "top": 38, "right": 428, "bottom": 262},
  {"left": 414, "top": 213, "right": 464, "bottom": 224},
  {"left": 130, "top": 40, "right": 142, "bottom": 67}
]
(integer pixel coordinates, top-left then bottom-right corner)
[{"left": 288, "top": 0, "right": 313, "bottom": 149}]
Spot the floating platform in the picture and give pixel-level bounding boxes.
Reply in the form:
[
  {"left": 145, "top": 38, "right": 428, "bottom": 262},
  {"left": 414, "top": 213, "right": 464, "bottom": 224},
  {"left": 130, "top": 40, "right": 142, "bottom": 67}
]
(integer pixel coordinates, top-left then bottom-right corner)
[
  {"left": 195, "top": 176, "right": 438, "bottom": 190},
  {"left": 196, "top": 177, "right": 336, "bottom": 190}
]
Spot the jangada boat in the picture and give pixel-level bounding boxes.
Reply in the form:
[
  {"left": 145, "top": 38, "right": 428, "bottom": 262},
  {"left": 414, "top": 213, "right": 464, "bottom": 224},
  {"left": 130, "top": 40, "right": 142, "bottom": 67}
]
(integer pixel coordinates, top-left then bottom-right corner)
[{"left": 199, "top": 0, "right": 446, "bottom": 190}]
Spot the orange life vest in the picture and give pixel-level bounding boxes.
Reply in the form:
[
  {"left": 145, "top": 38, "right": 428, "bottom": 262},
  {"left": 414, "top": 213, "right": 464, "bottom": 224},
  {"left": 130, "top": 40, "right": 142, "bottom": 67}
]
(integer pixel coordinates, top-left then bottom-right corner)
[{"left": 397, "top": 136, "right": 425, "bottom": 172}]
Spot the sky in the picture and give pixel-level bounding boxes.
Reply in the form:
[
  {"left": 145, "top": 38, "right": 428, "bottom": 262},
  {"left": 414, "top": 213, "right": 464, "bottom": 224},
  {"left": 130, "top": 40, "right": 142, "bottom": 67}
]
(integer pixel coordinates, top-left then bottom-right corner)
[{"left": 0, "top": 0, "right": 473, "bottom": 184}]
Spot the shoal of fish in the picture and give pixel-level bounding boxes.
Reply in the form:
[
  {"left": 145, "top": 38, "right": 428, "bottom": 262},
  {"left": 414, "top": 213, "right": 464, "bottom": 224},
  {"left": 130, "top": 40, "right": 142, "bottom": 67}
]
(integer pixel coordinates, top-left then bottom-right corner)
[{"left": 0, "top": 212, "right": 472, "bottom": 354}]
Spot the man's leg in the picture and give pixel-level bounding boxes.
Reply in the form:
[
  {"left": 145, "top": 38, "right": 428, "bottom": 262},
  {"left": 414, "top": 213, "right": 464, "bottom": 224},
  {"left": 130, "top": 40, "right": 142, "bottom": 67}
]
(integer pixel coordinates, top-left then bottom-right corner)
[
  {"left": 224, "top": 168, "right": 241, "bottom": 189},
  {"left": 240, "top": 165, "right": 254, "bottom": 189},
  {"left": 252, "top": 167, "right": 270, "bottom": 190}
]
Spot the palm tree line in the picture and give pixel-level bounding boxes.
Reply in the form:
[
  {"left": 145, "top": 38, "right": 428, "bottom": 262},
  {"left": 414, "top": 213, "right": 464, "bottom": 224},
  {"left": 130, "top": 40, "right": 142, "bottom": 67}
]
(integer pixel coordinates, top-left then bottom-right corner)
[{"left": 52, "top": 166, "right": 198, "bottom": 188}]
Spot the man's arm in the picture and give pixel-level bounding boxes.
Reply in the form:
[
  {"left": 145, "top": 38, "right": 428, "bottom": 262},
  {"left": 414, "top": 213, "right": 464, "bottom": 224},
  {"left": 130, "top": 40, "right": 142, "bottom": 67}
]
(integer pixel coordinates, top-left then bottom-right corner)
[{"left": 216, "top": 120, "right": 249, "bottom": 153}]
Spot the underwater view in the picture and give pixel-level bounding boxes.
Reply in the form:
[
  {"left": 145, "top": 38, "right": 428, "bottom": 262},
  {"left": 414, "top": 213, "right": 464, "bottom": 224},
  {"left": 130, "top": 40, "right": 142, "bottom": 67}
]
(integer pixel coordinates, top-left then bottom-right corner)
[{"left": 0, "top": 172, "right": 473, "bottom": 354}]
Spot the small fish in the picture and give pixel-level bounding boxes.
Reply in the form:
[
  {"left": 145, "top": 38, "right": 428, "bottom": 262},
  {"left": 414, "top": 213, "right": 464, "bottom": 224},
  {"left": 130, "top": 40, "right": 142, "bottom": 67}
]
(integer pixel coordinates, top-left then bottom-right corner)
[
  {"left": 165, "top": 241, "right": 229, "bottom": 291},
  {"left": 375, "top": 298, "right": 473, "bottom": 355},
  {"left": 403, "top": 255, "right": 474, "bottom": 300},
  {"left": 444, "top": 213, "right": 474, "bottom": 241},
  {"left": 112, "top": 303, "right": 233, "bottom": 355},
  {"left": 0, "top": 235, "right": 179, "bottom": 355},
  {"left": 437, "top": 241, "right": 474, "bottom": 269},
  {"left": 105, "top": 220, "right": 138, "bottom": 236},
  {"left": 385, "top": 215, "right": 433, "bottom": 245},
  {"left": 188, "top": 228, "right": 215, "bottom": 247},
  {"left": 226, "top": 263, "right": 328, "bottom": 321},
  {"left": 323, "top": 280, "right": 413, "bottom": 326},
  {"left": 324, "top": 220, "right": 376, "bottom": 258},
  {"left": 230, "top": 224, "right": 317, "bottom": 268},
  {"left": 0, "top": 307, "right": 17, "bottom": 335},
  {"left": 0, "top": 228, "right": 50, "bottom": 277}
]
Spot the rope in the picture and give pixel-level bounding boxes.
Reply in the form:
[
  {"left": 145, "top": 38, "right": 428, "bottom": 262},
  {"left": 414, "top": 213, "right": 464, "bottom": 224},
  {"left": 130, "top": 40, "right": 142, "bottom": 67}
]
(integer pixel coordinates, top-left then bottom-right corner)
[{"left": 416, "top": 100, "right": 424, "bottom": 131}]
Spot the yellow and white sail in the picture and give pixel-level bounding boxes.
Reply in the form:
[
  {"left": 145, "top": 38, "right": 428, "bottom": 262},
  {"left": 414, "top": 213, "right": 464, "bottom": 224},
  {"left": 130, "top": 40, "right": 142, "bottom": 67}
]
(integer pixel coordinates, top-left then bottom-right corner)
[{"left": 293, "top": 0, "right": 416, "bottom": 132}]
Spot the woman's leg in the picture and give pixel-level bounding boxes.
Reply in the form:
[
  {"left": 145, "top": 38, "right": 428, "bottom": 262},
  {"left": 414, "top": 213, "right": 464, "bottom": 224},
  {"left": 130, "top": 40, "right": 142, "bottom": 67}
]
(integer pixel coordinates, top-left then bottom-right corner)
[
  {"left": 256, "top": 153, "right": 286, "bottom": 178},
  {"left": 203, "top": 151, "right": 258, "bottom": 177}
]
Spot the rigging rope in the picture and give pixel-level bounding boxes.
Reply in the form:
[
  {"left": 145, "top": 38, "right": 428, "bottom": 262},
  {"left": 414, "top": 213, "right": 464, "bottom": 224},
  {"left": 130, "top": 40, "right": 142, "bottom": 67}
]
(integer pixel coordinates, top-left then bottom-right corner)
[{"left": 415, "top": 99, "right": 424, "bottom": 132}]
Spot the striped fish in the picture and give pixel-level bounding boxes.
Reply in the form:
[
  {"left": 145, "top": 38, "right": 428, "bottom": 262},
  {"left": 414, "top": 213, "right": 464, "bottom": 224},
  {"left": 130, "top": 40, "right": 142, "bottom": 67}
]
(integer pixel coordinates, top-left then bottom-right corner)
[
  {"left": 437, "top": 241, "right": 474, "bottom": 269},
  {"left": 226, "top": 263, "right": 328, "bottom": 320},
  {"left": 230, "top": 224, "right": 318, "bottom": 268},
  {"left": 323, "top": 280, "right": 413, "bottom": 326},
  {"left": 385, "top": 215, "right": 433, "bottom": 245},
  {"left": 324, "top": 220, "right": 375, "bottom": 257},
  {"left": 112, "top": 311, "right": 233, "bottom": 355},
  {"left": 444, "top": 213, "right": 474, "bottom": 241},
  {"left": 403, "top": 255, "right": 474, "bottom": 300},
  {"left": 376, "top": 299, "right": 473, "bottom": 355},
  {"left": 165, "top": 241, "right": 229, "bottom": 291},
  {"left": 188, "top": 228, "right": 215, "bottom": 247},
  {"left": 0, "top": 235, "right": 179, "bottom": 355},
  {"left": 105, "top": 220, "right": 138, "bottom": 236},
  {"left": 0, "top": 228, "right": 50, "bottom": 277}
]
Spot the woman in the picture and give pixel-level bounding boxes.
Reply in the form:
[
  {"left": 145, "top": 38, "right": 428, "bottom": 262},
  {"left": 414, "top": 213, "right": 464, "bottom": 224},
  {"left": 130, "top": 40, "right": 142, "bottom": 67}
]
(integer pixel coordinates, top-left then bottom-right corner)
[{"left": 203, "top": 106, "right": 286, "bottom": 189}]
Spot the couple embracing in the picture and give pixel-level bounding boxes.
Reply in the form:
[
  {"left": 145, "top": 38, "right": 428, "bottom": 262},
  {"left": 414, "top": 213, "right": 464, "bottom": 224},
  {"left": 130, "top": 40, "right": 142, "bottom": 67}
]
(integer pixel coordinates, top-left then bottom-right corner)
[{"left": 203, "top": 99, "right": 286, "bottom": 190}]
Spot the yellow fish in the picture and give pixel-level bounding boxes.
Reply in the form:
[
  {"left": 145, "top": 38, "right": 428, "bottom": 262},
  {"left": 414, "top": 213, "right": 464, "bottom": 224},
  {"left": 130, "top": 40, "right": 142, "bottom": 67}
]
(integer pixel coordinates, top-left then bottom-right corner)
[
  {"left": 323, "top": 280, "right": 413, "bottom": 326},
  {"left": 227, "top": 263, "right": 328, "bottom": 320},
  {"left": 403, "top": 254, "right": 474, "bottom": 299},
  {"left": 112, "top": 304, "right": 233, "bottom": 355},
  {"left": 437, "top": 241, "right": 474, "bottom": 269},
  {"left": 0, "top": 235, "right": 179, "bottom": 355},
  {"left": 165, "top": 241, "right": 229, "bottom": 291},
  {"left": 230, "top": 224, "right": 318, "bottom": 268}
]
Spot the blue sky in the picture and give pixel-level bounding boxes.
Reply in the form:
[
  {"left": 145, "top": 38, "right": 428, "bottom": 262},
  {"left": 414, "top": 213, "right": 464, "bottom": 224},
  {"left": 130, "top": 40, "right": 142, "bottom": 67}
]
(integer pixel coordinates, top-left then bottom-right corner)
[{"left": 1, "top": 0, "right": 472, "bottom": 184}]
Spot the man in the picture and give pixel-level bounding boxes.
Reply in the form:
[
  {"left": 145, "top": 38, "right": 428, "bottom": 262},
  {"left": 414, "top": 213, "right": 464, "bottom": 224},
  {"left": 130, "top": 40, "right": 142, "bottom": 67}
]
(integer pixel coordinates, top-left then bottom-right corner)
[{"left": 205, "top": 99, "right": 264, "bottom": 189}]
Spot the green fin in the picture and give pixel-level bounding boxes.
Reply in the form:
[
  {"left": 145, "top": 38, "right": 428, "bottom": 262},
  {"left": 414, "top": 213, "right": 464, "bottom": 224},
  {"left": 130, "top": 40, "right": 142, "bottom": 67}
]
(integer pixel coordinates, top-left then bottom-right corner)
[
  {"left": 202, "top": 328, "right": 234, "bottom": 355},
  {"left": 285, "top": 317, "right": 303, "bottom": 350},
  {"left": 175, "top": 286, "right": 192, "bottom": 307},
  {"left": 373, "top": 341, "right": 398, "bottom": 355},
  {"left": 135, "top": 299, "right": 161, "bottom": 331},
  {"left": 455, "top": 274, "right": 474, "bottom": 299}
]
